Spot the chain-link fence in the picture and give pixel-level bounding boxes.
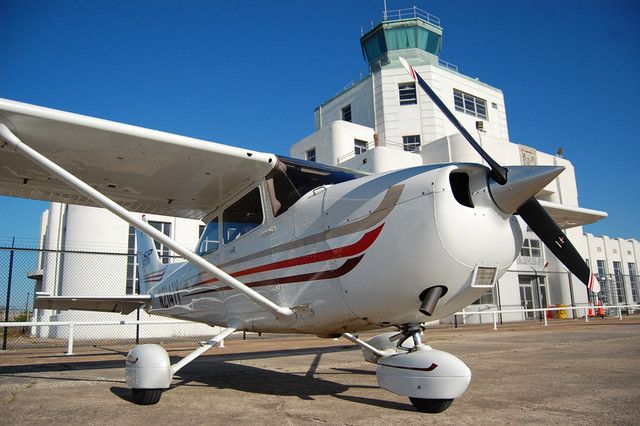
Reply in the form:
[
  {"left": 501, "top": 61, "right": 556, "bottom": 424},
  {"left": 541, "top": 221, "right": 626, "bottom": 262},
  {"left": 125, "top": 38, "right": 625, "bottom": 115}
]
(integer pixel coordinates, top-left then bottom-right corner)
[
  {"left": 2, "top": 242, "right": 640, "bottom": 350},
  {"left": 0, "top": 242, "right": 302, "bottom": 351}
]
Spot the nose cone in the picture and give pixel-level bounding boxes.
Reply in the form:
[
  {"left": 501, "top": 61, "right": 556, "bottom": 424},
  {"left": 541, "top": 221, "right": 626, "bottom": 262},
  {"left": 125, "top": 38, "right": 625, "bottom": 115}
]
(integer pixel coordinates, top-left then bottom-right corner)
[{"left": 489, "top": 166, "right": 564, "bottom": 214}]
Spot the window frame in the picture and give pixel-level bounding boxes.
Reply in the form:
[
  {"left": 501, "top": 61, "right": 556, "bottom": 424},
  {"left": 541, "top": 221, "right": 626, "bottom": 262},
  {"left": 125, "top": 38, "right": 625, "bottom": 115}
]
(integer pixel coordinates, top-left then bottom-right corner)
[
  {"left": 402, "top": 135, "right": 421, "bottom": 152},
  {"left": 453, "top": 88, "right": 488, "bottom": 119},
  {"left": 148, "top": 220, "right": 173, "bottom": 264},
  {"left": 354, "top": 139, "right": 368, "bottom": 156},
  {"left": 398, "top": 82, "right": 417, "bottom": 105},
  {"left": 341, "top": 104, "right": 352, "bottom": 122},
  {"left": 520, "top": 238, "right": 542, "bottom": 258},
  {"left": 305, "top": 147, "right": 316, "bottom": 162}
]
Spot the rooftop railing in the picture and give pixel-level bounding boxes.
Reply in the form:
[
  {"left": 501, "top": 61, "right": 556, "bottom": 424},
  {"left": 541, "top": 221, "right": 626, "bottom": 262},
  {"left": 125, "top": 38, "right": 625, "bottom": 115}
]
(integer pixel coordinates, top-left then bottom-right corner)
[{"left": 383, "top": 6, "right": 441, "bottom": 28}]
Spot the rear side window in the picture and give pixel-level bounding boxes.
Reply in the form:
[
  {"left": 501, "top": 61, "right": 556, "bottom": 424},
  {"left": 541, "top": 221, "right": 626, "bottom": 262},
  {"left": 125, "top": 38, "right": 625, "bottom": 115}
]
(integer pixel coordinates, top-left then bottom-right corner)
[{"left": 223, "top": 188, "right": 264, "bottom": 244}]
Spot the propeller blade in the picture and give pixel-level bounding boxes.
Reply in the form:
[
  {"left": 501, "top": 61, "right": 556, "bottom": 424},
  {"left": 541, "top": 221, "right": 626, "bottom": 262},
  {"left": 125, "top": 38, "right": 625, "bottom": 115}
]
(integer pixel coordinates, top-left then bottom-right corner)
[
  {"left": 517, "top": 198, "right": 600, "bottom": 293},
  {"left": 399, "top": 57, "right": 508, "bottom": 184},
  {"left": 397, "top": 56, "right": 600, "bottom": 293}
]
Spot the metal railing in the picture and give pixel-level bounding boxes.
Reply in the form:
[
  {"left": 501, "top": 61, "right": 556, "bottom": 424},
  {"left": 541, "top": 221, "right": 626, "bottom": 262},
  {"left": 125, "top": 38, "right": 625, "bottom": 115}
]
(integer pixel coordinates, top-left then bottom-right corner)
[
  {"left": 336, "top": 140, "right": 377, "bottom": 164},
  {"left": 383, "top": 6, "right": 441, "bottom": 28},
  {"left": 453, "top": 304, "right": 640, "bottom": 331},
  {"left": 0, "top": 319, "right": 305, "bottom": 355},
  {"left": 438, "top": 58, "right": 459, "bottom": 72}
]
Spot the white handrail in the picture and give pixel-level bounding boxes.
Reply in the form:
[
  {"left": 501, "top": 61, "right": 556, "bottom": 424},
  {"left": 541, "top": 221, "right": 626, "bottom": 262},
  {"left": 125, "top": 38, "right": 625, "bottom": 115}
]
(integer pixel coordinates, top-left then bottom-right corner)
[
  {"left": 453, "top": 303, "right": 640, "bottom": 331},
  {"left": 0, "top": 319, "right": 218, "bottom": 355}
]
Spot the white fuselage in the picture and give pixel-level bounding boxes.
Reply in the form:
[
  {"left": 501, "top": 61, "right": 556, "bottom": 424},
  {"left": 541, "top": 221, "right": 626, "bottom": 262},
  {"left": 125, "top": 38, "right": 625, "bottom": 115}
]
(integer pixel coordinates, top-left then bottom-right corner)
[{"left": 146, "top": 163, "right": 524, "bottom": 334}]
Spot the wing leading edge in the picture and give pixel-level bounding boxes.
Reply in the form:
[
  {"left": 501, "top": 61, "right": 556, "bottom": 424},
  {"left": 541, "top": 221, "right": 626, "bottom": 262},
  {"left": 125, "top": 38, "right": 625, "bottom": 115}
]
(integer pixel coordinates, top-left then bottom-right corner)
[{"left": 0, "top": 98, "right": 276, "bottom": 219}]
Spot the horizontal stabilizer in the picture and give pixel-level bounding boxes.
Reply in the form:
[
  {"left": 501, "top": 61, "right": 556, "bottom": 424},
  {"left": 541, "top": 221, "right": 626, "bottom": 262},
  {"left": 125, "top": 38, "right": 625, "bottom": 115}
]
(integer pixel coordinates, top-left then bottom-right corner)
[{"left": 35, "top": 295, "right": 151, "bottom": 314}]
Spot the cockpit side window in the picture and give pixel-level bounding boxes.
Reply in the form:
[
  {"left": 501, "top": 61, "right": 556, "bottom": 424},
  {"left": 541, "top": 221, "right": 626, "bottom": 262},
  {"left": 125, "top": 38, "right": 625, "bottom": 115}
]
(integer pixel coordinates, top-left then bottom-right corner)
[
  {"left": 196, "top": 217, "right": 219, "bottom": 255},
  {"left": 223, "top": 187, "right": 264, "bottom": 244}
]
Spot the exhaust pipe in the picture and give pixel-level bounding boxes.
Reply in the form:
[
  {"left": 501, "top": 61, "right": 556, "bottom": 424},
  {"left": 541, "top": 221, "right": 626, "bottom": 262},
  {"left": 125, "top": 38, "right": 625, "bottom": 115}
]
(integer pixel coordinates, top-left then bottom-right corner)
[{"left": 419, "top": 286, "right": 446, "bottom": 316}]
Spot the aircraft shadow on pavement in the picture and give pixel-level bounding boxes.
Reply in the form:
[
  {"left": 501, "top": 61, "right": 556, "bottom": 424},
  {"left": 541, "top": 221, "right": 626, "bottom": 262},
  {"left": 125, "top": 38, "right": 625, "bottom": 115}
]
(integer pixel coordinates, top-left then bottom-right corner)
[
  {"left": 4, "top": 343, "right": 414, "bottom": 411},
  {"left": 110, "top": 358, "right": 414, "bottom": 412}
]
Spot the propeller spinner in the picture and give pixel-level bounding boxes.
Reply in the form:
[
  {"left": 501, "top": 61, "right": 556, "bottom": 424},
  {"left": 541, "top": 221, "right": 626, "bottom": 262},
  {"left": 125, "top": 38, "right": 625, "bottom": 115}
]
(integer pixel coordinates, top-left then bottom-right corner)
[{"left": 398, "top": 57, "right": 600, "bottom": 294}]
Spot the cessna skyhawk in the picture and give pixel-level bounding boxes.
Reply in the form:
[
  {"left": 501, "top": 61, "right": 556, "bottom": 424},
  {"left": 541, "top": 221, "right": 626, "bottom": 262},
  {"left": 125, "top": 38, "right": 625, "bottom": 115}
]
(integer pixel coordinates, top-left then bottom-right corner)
[{"left": 0, "top": 59, "right": 601, "bottom": 413}]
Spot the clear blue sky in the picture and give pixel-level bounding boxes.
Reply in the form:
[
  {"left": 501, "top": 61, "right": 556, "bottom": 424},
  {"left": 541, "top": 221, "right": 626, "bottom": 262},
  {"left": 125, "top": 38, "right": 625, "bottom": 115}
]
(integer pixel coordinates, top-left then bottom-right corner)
[{"left": 0, "top": 0, "right": 638, "bottom": 245}]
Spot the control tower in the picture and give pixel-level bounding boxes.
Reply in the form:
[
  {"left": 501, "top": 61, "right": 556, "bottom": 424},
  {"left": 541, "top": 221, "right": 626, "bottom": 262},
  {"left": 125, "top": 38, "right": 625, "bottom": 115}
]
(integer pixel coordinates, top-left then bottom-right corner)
[
  {"left": 360, "top": 7, "right": 443, "bottom": 70},
  {"left": 293, "top": 7, "right": 510, "bottom": 171}
]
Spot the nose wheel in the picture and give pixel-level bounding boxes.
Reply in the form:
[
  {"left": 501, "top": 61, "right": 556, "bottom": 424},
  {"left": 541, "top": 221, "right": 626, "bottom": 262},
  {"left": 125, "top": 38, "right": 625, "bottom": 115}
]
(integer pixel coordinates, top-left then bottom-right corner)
[
  {"left": 347, "top": 324, "right": 471, "bottom": 414},
  {"left": 409, "top": 397, "right": 454, "bottom": 413}
]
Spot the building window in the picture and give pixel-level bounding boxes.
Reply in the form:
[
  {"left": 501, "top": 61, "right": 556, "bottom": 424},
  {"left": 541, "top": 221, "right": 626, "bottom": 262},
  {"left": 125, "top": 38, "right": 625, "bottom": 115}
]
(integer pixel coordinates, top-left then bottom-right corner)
[
  {"left": 453, "top": 89, "right": 487, "bottom": 119},
  {"left": 354, "top": 139, "right": 368, "bottom": 155},
  {"left": 518, "top": 274, "right": 547, "bottom": 319},
  {"left": 628, "top": 263, "right": 638, "bottom": 303},
  {"left": 399, "top": 82, "right": 417, "bottom": 105},
  {"left": 223, "top": 187, "right": 264, "bottom": 244},
  {"left": 126, "top": 225, "right": 139, "bottom": 295},
  {"left": 402, "top": 135, "right": 421, "bottom": 152},
  {"left": 520, "top": 239, "right": 542, "bottom": 258},
  {"left": 341, "top": 104, "right": 352, "bottom": 122},
  {"left": 198, "top": 224, "right": 206, "bottom": 238},
  {"left": 596, "top": 260, "right": 607, "bottom": 278},
  {"left": 126, "top": 221, "right": 172, "bottom": 294},
  {"left": 149, "top": 221, "right": 172, "bottom": 264},
  {"left": 306, "top": 148, "right": 316, "bottom": 162},
  {"left": 613, "top": 261, "right": 625, "bottom": 303},
  {"left": 472, "top": 288, "right": 494, "bottom": 305}
]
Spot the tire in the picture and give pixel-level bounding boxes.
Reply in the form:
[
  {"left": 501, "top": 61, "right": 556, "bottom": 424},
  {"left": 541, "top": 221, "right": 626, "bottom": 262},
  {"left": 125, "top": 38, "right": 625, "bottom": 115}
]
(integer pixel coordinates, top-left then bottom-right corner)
[
  {"left": 131, "top": 388, "right": 163, "bottom": 405},
  {"left": 409, "top": 397, "right": 453, "bottom": 413}
]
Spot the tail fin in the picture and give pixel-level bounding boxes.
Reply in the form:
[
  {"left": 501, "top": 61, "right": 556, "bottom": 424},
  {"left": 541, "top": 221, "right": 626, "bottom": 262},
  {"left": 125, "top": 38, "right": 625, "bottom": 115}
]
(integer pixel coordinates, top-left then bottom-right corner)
[{"left": 136, "top": 215, "right": 165, "bottom": 294}]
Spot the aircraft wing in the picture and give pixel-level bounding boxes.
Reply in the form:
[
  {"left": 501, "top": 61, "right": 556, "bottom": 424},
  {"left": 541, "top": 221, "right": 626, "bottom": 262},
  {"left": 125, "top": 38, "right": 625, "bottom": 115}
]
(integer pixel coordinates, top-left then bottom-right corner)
[
  {"left": 0, "top": 98, "right": 276, "bottom": 219},
  {"left": 538, "top": 200, "right": 607, "bottom": 229},
  {"left": 35, "top": 295, "right": 151, "bottom": 315}
]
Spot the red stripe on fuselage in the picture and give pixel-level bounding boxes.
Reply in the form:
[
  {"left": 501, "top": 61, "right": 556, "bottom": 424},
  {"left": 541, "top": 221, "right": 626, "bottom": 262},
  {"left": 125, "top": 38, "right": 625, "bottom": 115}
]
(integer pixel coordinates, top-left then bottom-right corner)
[
  {"left": 189, "top": 254, "right": 364, "bottom": 296},
  {"left": 191, "top": 224, "right": 384, "bottom": 288}
]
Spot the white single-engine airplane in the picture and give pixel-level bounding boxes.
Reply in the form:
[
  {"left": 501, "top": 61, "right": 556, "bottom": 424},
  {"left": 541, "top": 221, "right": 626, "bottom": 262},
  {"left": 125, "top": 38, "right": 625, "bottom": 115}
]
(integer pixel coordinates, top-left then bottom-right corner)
[{"left": 0, "top": 58, "right": 601, "bottom": 412}]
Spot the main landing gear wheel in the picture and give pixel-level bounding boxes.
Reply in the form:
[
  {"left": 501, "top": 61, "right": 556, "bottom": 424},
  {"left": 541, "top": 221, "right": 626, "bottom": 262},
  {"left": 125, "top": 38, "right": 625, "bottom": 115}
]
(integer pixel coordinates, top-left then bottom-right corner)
[
  {"left": 409, "top": 397, "right": 453, "bottom": 413},
  {"left": 131, "top": 388, "right": 163, "bottom": 405}
]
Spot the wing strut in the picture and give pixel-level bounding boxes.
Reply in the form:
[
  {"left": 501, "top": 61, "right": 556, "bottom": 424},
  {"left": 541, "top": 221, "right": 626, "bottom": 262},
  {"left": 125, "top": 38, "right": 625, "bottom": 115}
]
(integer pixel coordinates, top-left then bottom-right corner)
[{"left": 0, "top": 124, "right": 294, "bottom": 320}]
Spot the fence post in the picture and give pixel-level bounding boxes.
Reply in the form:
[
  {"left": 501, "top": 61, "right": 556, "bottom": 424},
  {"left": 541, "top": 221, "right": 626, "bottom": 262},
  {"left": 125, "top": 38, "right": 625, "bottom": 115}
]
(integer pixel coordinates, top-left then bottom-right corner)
[
  {"left": 2, "top": 238, "right": 15, "bottom": 351},
  {"left": 65, "top": 323, "right": 75, "bottom": 355},
  {"left": 618, "top": 306, "right": 623, "bottom": 320},
  {"left": 492, "top": 311, "right": 497, "bottom": 331},
  {"left": 585, "top": 307, "right": 589, "bottom": 323},
  {"left": 544, "top": 309, "right": 548, "bottom": 327}
]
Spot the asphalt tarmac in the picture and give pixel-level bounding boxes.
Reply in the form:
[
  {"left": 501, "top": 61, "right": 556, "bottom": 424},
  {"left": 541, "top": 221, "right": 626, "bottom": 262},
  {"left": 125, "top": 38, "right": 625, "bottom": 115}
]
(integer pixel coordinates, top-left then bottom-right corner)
[{"left": 1, "top": 318, "right": 639, "bottom": 425}]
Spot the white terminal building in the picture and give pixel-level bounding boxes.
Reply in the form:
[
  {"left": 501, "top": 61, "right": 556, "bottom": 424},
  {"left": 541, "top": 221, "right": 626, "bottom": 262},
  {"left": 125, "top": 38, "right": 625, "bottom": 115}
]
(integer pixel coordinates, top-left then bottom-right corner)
[{"left": 32, "top": 8, "right": 639, "bottom": 335}]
